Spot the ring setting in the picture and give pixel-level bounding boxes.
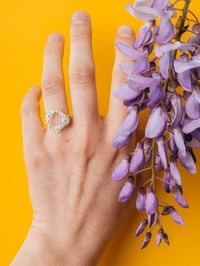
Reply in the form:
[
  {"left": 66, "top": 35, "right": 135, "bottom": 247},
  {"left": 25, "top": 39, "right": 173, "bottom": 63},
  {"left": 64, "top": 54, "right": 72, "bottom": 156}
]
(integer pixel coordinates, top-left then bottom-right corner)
[{"left": 45, "top": 109, "right": 70, "bottom": 133}]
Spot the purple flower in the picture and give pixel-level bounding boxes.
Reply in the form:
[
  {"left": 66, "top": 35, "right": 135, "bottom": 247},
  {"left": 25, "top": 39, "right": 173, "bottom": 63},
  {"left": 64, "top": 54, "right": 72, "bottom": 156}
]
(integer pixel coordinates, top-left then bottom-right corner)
[
  {"left": 169, "top": 206, "right": 184, "bottom": 225},
  {"left": 177, "top": 71, "right": 193, "bottom": 92},
  {"left": 171, "top": 94, "right": 183, "bottom": 128},
  {"left": 173, "top": 127, "right": 186, "bottom": 156},
  {"left": 182, "top": 118, "right": 200, "bottom": 134},
  {"left": 147, "top": 84, "right": 164, "bottom": 108},
  {"left": 114, "top": 83, "right": 142, "bottom": 101},
  {"left": 152, "top": 0, "right": 169, "bottom": 10},
  {"left": 118, "top": 107, "right": 139, "bottom": 136},
  {"left": 112, "top": 133, "right": 133, "bottom": 148},
  {"left": 118, "top": 177, "right": 135, "bottom": 202},
  {"left": 116, "top": 40, "right": 148, "bottom": 60},
  {"left": 168, "top": 134, "right": 178, "bottom": 154},
  {"left": 121, "top": 56, "right": 149, "bottom": 75},
  {"left": 157, "top": 136, "right": 168, "bottom": 169},
  {"left": 135, "top": 219, "right": 148, "bottom": 237},
  {"left": 143, "top": 138, "right": 152, "bottom": 163},
  {"left": 185, "top": 93, "right": 200, "bottom": 119},
  {"left": 141, "top": 232, "right": 152, "bottom": 249},
  {"left": 145, "top": 187, "right": 158, "bottom": 215},
  {"left": 169, "top": 157, "right": 182, "bottom": 186},
  {"left": 112, "top": 155, "right": 130, "bottom": 181},
  {"left": 159, "top": 51, "right": 171, "bottom": 79},
  {"left": 130, "top": 142, "right": 145, "bottom": 173},
  {"left": 136, "top": 187, "right": 146, "bottom": 211},
  {"left": 163, "top": 170, "right": 171, "bottom": 193},
  {"left": 156, "top": 17, "right": 174, "bottom": 44},
  {"left": 174, "top": 53, "right": 200, "bottom": 73},
  {"left": 145, "top": 107, "right": 166, "bottom": 138},
  {"left": 163, "top": 232, "right": 170, "bottom": 245},
  {"left": 156, "top": 228, "right": 164, "bottom": 246},
  {"left": 134, "top": 24, "right": 152, "bottom": 48},
  {"left": 129, "top": 73, "right": 161, "bottom": 88},
  {"left": 172, "top": 186, "right": 189, "bottom": 208},
  {"left": 178, "top": 150, "right": 196, "bottom": 174}
]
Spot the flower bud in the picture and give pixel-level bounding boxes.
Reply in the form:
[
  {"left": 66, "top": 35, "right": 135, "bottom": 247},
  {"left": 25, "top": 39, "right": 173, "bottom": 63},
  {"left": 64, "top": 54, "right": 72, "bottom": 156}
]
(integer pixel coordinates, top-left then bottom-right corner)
[
  {"left": 136, "top": 187, "right": 146, "bottom": 212},
  {"left": 156, "top": 228, "right": 164, "bottom": 246},
  {"left": 141, "top": 232, "right": 152, "bottom": 249},
  {"left": 145, "top": 187, "right": 158, "bottom": 215},
  {"left": 135, "top": 219, "right": 148, "bottom": 237},
  {"left": 157, "top": 136, "right": 168, "bottom": 170},
  {"left": 130, "top": 142, "right": 145, "bottom": 173},
  {"left": 145, "top": 107, "right": 166, "bottom": 138},
  {"left": 118, "top": 177, "right": 135, "bottom": 202},
  {"left": 112, "top": 155, "right": 130, "bottom": 181}
]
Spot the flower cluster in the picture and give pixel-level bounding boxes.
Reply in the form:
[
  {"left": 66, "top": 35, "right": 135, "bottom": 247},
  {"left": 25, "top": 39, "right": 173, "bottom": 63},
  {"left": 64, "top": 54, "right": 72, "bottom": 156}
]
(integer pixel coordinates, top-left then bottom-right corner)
[{"left": 112, "top": 0, "right": 200, "bottom": 248}]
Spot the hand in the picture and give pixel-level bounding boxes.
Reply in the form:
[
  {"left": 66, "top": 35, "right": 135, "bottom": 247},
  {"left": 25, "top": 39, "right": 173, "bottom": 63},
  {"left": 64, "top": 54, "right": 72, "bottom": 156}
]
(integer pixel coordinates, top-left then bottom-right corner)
[{"left": 11, "top": 11, "right": 135, "bottom": 266}]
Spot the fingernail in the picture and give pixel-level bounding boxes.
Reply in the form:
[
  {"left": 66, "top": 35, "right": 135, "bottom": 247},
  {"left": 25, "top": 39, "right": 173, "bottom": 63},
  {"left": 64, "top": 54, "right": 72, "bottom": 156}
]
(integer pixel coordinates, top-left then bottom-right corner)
[
  {"left": 117, "top": 25, "right": 134, "bottom": 37},
  {"left": 29, "top": 86, "right": 40, "bottom": 92},
  {"left": 48, "top": 33, "right": 64, "bottom": 43},
  {"left": 71, "top": 11, "right": 89, "bottom": 24}
]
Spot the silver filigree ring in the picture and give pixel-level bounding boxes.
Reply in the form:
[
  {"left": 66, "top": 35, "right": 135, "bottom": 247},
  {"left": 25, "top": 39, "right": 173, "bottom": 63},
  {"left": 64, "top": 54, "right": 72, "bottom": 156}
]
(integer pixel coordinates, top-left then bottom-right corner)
[{"left": 45, "top": 109, "right": 70, "bottom": 133}]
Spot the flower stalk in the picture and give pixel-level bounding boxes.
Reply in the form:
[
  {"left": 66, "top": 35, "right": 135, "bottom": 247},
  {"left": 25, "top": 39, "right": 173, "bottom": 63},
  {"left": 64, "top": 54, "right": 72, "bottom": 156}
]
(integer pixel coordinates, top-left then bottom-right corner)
[{"left": 112, "top": 0, "right": 200, "bottom": 248}]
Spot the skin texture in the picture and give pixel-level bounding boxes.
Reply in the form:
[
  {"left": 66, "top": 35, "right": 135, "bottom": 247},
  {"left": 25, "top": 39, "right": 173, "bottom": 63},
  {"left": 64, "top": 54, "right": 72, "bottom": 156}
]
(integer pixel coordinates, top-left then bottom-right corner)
[{"left": 11, "top": 10, "right": 136, "bottom": 266}]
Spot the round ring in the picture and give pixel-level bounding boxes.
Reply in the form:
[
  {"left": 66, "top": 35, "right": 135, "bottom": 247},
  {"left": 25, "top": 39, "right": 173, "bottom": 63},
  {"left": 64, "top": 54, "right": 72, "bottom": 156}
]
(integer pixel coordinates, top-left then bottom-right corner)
[{"left": 45, "top": 109, "right": 70, "bottom": 133}]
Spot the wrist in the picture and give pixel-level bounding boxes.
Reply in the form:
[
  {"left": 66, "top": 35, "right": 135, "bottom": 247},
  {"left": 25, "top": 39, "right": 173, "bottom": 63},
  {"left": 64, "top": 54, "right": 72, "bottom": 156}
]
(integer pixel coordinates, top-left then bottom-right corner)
[{"left": 11, "top": 224, "right": 104, "bottom": 266}]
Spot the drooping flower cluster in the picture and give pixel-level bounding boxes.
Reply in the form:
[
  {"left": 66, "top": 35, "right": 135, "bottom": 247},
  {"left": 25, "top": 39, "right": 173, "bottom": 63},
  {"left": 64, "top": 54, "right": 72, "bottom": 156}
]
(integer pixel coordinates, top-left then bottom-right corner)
[{"left": 112, "top": 0, "right": 200, "bottom": 248}]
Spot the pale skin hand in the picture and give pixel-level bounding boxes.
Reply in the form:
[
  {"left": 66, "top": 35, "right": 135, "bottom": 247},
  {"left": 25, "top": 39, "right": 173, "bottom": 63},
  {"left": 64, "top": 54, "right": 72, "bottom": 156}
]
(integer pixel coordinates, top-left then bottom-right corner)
[{"left": 11, "top": 11, "right": 135, "bottom": 266}]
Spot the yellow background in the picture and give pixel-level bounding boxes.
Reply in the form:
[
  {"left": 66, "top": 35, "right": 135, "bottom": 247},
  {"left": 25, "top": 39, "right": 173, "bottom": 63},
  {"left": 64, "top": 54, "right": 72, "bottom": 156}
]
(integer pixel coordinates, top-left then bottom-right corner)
[{"left": 1, "top": 0, "right": 200, "bottom": 265}]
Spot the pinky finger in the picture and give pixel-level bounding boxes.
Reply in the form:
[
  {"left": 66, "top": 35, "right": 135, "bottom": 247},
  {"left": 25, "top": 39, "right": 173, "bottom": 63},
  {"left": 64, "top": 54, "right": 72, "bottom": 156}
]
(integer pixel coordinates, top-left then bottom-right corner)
[{"left": 21, "top": 86, "right": 44, "bottom": 152}]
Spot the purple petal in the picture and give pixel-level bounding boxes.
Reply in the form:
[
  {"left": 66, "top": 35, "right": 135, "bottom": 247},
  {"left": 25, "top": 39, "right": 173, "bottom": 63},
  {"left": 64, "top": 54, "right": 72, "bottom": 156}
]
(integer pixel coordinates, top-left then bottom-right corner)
[
  {"left": 163, "top": 232, "right": 170, "bottom": 245},
  {"left": 135, "top": 219, "right": 148, "bottom": 237},
  {"left": 186, "top": 137, "right": 200, "bottom": 148},
  {"left": 112, "top": 157, "right": 130, "bottom": 181},
  {"left": 121, "top": 56, "right": 149, "bottom": 75},
  {"left": 159, "top": 51, "right": 171, "bottom": 78},
  {"left": 114, "top": 83, "right": 142, "bottom": 101},
  {"left": 174, "top": 193, "right": 189, "bottom": 208},
  {"left": 118, "top": 178, "right": 135, "bottom": 202},
  {"left": 173, "top": 127, "right": 186, "bottom": 156},
  {"left": 177, "top": 71, "right": 193, "bottom": 92},
  {"left": 143, "top": 138, "right": 152, "bottom": 163},
  {"left": 124, "top": 92, "right": 145, "bottom": 106},
  {"left": 147, "top": 84, "right": 164, "bottom": 109},
  {"left": 136, "top": 187, "right": 146, "bottom": 211},
  {"left": 163, "top": 170, "right": 171, "bottom": 193},
  {"left": 116, "top": 40, "right": 148, "bottom": 60},
  {"left": 127, "top": 5, "right": 162, "bottom": 21},
  {"left": 112, "top": 134, "right": 133, "bottom": 148},
  {"left": 141, "top": 232, "right": 152, "bottom": 249},
  {"left": 169, "top": 158, "right": 182, "bottom": 186},
  {"left": 178, "top": 150, "right": 196, "bottom": 174},
  {"left": 182, "top": 118, "right": 200, "bottom": 134},
  {"left": 134, "top": 25, "right": 152, "bottom": 48},
  {"left": 156, "top": 19, "right": 174, "bottom": 45},
  {"left": 152, "top": 0, "right": 169, "bottom": 10},
  {"left": 129, "top": 73, "right": 161, "bottom": 87},
  {"left": 118, "top": 107, "right": 139, "bottom": 136},
  {"left": 155, "top": 41, "right": 181, "bottom": 57},
  {"left": 145, "top": 187, "right": 158, "bottom": 215},
  {"left": 171, "top": 94, "right": 183, "bottom": 128},
  {"left": 148, "top": 213, "right": 156, "bottom": 228},
  {"left": 168, "top": 134, "right": 178, "bottom": 154},
  {"left": 157, "top": 136, "right": 168, "bottom": 169},
  {"left": 169, "top": 207, "right": 184, "bottom": 225},
  {"left": 130, "top": 143, "right": 145, "bottom": 173},
  {"left": 174, "top": 55, "right": 200, "bottom": 73},
  {"left": 145, "top": 107, "right": 166, "bottom": 138},
  {"left": 156, "top": 228, "right": 164, "bottom": 247},
  {"left": 185, "top": 93, "right": 200, "bottom": 119}
]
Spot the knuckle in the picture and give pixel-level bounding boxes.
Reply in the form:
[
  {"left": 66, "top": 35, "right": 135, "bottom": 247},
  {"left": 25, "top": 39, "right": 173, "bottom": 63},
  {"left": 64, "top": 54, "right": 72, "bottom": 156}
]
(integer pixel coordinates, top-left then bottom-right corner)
[
  {"left": 71, "top": 31, "right": 91, "bottom": 41},
  {"left": 112, "top": 67, "right": 127, "bottom": 84},
  {"left": 42, "top": 76, "right": 63, "bottom": 96},
  {"left": 70, "top": 64, "right": 95, "bottom": 87}
]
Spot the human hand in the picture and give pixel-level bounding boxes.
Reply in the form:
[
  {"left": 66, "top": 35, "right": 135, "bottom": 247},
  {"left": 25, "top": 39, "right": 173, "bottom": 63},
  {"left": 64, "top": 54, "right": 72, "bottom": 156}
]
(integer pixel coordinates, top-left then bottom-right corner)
[{"left": 11, "top": 11, "right": 136, "bottom": 266}]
